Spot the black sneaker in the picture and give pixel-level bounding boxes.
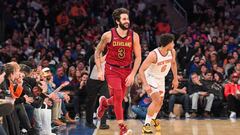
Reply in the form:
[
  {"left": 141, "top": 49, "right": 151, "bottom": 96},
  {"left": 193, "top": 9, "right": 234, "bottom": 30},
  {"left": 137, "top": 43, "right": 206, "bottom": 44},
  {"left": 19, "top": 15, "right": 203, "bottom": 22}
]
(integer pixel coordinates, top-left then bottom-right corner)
[{"left": 99, "top": 124, "right": 110, "bottom": 129}]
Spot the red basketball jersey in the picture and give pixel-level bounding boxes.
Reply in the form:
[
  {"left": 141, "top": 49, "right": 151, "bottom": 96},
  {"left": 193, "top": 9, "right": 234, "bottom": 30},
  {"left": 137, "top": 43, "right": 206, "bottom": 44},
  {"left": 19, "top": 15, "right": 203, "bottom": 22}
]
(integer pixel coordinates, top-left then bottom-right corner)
[{"left": 106, "top": 28, "right": 134, "bottom": 66}]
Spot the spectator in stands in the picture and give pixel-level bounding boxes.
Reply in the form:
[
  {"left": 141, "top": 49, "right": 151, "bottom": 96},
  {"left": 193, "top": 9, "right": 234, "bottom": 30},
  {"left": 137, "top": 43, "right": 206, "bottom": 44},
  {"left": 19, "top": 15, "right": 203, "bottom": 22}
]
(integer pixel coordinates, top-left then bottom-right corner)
[
  {"left": 56, "top": 11, "right": 70, "bottom": 27},
  {"left": 130, "top": 74, "right": 151, "bottom": 119},
  {"left": 168, "top": 72, "right": 190, "bottom": 118},
  {"left": 177, "top": 37, "right": 194, "bottom": 72},
  {"left": 53, "top": 66, "right": 69, "bottom": 88},
  {"left": 68, "top": 66, "right": 76, "bottom": 81},
  {"left": 224, "top": 56, "right": 236, "bottom": 77},
  {"left": 218, "top": 45, "right": 228, "bottom": 63},
  {"left": 210, "top": 72, "right": 225, "bottom": 117},
  {"left": 189, "top": 56, "right": 201, "bottom": 76},
  {"left": 155, "top": 20, "right": 171, "bottom": 46},
  {"left": 224, "top": 72, "right": 240, "bottom": 119},
  {"left": 188, "top": 73, "right": 214, "bottom": 118},
  {"left": 73, "top": 71, "right": 88, "bottom": 118},
  {"left": 199, "top": 64, "right": 208, "bottom": 80},
  {"left": 227, "top": 60, "right": 240, "bottom": 79},
  {"left": 42, "top": 67, "right": 74, "bottom": 125},
  {"left": 1, "top": 62, "right": 23, "bottom": 135},
  {"left": 131, "top": 91, "right": 151, "bottom": 119}
]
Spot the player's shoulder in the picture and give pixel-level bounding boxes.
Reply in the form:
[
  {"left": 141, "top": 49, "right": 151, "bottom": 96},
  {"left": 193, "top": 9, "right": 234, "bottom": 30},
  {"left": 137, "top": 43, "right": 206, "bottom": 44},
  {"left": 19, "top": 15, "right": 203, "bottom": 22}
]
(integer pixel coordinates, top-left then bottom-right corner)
[
  {"left": 171, "top": 48, "right": 176, "bottom": 55},
  {"left": 147, "top": 50, "right": 158, "bottom": 63},
  {"left": 132, "top": 31, "right": 140, "bottom": 42},
  {"left": 102, "top": 31, "right": 111, "bottom": 38},
  {"left": 101, "top": 31, "right": 112, "bottom": 41},
  {"left": 132, "top": 31, "right": 139, "bottom": 37}
]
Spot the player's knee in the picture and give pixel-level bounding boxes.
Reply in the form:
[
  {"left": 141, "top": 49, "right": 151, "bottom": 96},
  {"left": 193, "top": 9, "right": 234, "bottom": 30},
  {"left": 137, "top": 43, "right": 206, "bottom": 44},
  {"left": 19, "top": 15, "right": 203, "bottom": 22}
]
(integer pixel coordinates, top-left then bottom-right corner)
[
  {"left": 146, "top": 89, "right": 152, "bottom": 95},
  {"left": 113, "top": 93, "right": 123, "bottom": 102},
  {"left": 153, "top": 97, "right": 163, "bottom": 106}
]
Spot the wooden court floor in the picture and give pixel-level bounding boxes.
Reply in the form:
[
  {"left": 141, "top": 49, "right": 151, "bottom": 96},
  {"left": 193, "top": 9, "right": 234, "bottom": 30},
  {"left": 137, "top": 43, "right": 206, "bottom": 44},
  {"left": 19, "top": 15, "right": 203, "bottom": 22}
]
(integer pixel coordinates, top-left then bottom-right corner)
[{"left": 94, "top": 119, "right": 240, "bottom": 135}]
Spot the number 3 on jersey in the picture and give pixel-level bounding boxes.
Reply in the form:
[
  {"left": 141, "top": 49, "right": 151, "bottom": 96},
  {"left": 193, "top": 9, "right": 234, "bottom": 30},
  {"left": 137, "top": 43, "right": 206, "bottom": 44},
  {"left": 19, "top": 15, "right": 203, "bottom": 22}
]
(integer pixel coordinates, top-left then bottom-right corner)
[
  {"left": 161, "top": 65, "right": 167, "bottom": 72},
  {"left": 118, "top": 48, "right": 125, "bottom": 59}
]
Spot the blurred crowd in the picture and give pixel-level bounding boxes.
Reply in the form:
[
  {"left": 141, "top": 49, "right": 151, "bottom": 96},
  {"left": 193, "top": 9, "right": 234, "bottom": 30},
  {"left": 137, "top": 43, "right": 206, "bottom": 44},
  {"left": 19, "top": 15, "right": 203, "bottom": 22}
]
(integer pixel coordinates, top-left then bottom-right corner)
[{"left": 0, "top": 0, "right": 240, "bottom": 134}]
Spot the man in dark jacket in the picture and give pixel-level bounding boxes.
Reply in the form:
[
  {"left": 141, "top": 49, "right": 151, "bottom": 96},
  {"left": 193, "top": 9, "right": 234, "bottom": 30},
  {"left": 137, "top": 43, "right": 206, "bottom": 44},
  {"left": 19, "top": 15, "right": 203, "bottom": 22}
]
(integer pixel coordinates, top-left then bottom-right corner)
[
  {"left": 168, "top": 72, "right": 190, "bottom": 118},
  {"left": 188, "top": 72, "right": 214, "bottom": 118}
]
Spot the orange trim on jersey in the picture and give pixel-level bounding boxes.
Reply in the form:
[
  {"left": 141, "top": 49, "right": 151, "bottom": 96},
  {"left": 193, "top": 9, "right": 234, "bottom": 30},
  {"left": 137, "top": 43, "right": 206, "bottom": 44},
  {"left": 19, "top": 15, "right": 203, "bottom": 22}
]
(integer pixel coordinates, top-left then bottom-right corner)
[
  {"left": 153, "top": 50, "right": 158, "bottom": 64},
  {"left": 158, "top": 48, "right": 169, "bottom": 57}
]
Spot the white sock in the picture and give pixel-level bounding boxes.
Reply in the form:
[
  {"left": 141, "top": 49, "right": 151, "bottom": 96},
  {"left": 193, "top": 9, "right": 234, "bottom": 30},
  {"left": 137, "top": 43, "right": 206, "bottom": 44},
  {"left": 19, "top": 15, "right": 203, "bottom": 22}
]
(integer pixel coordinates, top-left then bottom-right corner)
[
  {"left": 152, "top": 113, "right": 158, "bottom": 120},
  {"left": 144, "top": 115, "right": 152, "bottom": 125}
]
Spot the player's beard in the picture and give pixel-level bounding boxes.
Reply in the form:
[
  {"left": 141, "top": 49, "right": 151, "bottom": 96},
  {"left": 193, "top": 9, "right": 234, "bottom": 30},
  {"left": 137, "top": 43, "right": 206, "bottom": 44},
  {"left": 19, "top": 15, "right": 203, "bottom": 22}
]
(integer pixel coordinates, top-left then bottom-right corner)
[{"left": 119, "top": 22, "right": 129, "bottom": 30}]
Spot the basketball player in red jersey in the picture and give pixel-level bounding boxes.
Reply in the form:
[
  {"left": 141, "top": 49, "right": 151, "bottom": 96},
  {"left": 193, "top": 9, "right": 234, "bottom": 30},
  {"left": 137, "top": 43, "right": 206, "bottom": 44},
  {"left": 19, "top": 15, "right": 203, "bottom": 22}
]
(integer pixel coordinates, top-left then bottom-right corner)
[{"left": 94, "top": 8, "right": 141, "bottom": 135}]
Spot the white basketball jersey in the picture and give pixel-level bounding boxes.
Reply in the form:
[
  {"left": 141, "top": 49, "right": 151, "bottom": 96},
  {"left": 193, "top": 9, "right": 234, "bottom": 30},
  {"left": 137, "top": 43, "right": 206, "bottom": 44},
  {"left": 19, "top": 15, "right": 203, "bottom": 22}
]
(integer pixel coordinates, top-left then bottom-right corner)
[{"left": 145, "top": 48, "right": 172, "bottom": 79}]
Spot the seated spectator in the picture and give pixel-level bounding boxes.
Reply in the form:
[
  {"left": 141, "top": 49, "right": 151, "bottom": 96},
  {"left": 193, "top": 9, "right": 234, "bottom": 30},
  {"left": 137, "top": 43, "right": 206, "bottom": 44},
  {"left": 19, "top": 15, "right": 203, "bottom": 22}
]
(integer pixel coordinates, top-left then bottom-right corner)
[
  {"left": 32, "top": 82, "right": 55, "bottom": 135},
  {"left": 224, "top": 72, "right": 240, "bottom": 119},
  {"left": 56, "top": 11, "right": 70, "bottom": 27},
  {"left": 0, "top": 62, "right": 23, "bottom": 135},
  {"left": 53, "top": 66, "right": 69, "bottom": 88},
  {"left": 189, "top": 56, "right": 201, "bottom": 76},
  {"left": 168, "top": 72, "right": 190, "bottom": 118},
  {"left": 224, "top": 56, "right": 236, "bottom": 77},
  {"left": 202, "top": 71, "right": 224, "bottom": 117},
  {"left": 0, "top": 71, "right": 14, "bottom": 135},
  {"left": 42, "top": 67, "right": 75, "bottom": 126},
  {"left": 211, "top": 72, "right": 225, "bottom": 116},
  {"left": 199, "top": 64, "right": 208, "bottom": 80},
  {"left": 188, "top": 73, "right": 214, "bottom": 118},
  {"left": 130, "top": 74, "right": 150, "bottom": 119},
  {"left": 131, "top": 92, "right": 151, "bottom": 119},
  {"left": 73, "top": 71, "right": 88, "bottom": 118}
]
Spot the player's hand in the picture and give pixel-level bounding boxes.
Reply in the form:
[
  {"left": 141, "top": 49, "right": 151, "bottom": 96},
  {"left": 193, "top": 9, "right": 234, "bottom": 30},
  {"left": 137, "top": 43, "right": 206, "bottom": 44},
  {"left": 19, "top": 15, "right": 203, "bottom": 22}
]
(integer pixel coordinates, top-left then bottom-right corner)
[
  {"left": 172, "top": 78, "right": 179, "bottom": 91},
  {"left": 143, "top": 84, "right": 152, "bottom": 94},
  {"left": 97, "top": 70, "right": 105, "bottom": 81},
  {"left": 125, "top": 73, "right": 134, "bottom": 87}
]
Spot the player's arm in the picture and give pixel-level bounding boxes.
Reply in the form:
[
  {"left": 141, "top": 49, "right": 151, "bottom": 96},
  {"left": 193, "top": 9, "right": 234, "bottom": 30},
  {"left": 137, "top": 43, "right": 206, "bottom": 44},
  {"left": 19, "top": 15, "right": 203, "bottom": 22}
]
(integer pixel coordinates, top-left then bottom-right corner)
[
  {"left": 94, "top": 31, "right": 111, "bottom": 80},
  {"left": 171, "top": 49, "right": 179, "bottom": 90},
  {"left": 139, "top": 51, "right": 157, "bottom": 93},
  {"left": 100, "top": 55, "right": 106, "bottom": 63},
  {"left": 94, "top": 31, "right": 110, "bottom": 72},
  {"left": 131, "top": 32, "right": 142, "bottom": 76}
]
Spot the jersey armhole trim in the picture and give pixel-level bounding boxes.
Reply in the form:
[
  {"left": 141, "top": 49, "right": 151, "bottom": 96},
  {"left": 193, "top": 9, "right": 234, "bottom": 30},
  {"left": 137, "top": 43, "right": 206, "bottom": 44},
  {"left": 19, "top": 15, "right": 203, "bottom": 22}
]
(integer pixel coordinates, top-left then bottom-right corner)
[
  {"left": 153, "top": 50, "right": 158, "bottom": 64},
  {"left": 109, "top": 29, "right": 113, "bottom": 45},
  {"left": 132, "top": 31, "right": 134, "bottom": 47}
]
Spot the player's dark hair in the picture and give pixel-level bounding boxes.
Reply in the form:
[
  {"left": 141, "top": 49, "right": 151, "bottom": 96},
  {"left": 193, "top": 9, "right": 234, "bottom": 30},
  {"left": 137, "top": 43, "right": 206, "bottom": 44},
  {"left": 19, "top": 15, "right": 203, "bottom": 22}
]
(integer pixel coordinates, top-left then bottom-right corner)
[
  {"left": 159, "top": 33, "right": 175, "bottom": 47},
  {"left": 112, "top": 8, "right": 129, "bottom": 26}
]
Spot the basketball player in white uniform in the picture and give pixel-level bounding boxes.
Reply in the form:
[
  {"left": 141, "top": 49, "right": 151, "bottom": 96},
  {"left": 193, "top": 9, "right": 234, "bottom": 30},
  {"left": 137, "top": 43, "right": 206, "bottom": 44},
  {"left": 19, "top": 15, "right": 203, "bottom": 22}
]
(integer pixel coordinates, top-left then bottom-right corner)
[{"left": 139, "top": 33, "right": 178, "bottom": 134}]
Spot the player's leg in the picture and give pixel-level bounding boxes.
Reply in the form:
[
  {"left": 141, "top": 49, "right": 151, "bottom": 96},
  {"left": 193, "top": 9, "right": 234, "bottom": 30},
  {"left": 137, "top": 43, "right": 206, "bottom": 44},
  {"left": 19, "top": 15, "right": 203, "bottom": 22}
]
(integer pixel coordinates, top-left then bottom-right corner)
[
  {"left": 151, "top": 81, "right": 165, "bottom": 131},
  {"left": 116, "top": 79, "right": 132, "bottom": 135},
  {"left": 151, "top": 91, "right": 164, "bottom": 132},
  {"left": 142, "top": 89, "right": 162, "bottom": 134},
  {"left": 96, "top": 74, "right": 116, "bottom": 119}
]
